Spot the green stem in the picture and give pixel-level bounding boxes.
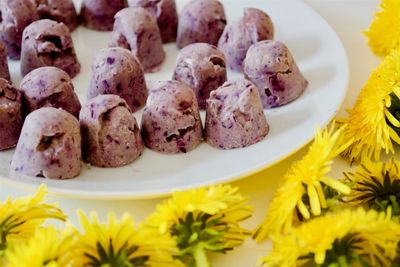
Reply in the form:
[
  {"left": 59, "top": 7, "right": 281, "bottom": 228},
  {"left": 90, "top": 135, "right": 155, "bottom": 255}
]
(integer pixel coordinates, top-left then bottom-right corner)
[
  {"left": 389, "top": 195, "right": 399, "bottom": 216},
  {"left": 193, "top": 243, "right": 210, "bottom": 267},
  {"left": 338, "top": 255, "right": 350, "bottom": 267}
]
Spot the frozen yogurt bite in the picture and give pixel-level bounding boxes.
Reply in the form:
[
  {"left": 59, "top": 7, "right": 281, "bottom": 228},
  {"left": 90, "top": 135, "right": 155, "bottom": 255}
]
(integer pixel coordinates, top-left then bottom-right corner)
[
  {"left": 0, "top": 42, "right": 10, "bottom": 81},
  {"left": 110, "top": 7, "right": 165, "bottom": 72},
  {"left": 11, "top": 107, "right": 81, "bottom": 179},
  {"left": 20, "top": 67, "right": 81, "bottom": 118},
  {"left": 20, "top": 19, "right": 81, "bottom": 78},
  {"left": 87, "top": 47, "right": 147, "bottom": 112},
  {"left": 80, "top": 0, "right": 127, "bottom": 31},
  {"left": 177, "top": 0, "right": 226, "bottom": 49},
  {"left": 80, "top": 95, "right": 144, "bottom": 168},
  {"left": 218, "top": 8, "right": 274, "bottom": 71},
  {"left": 129, "top": 0, "right": 178, "bottom": 43},
  {"left": 141, "top": 80, "right": 203, "bottom": 154},
  {"left": 34, "top": 0, "right": 79, "bottom": 31},
  {"left": 173, "top": 43, "right": 227, "bottom": 109},
  {"left": 243, "top": 40, "right": 308, "bottom": 108},
  {"left": 0, "top": 0, "right": 39, "bottom": 59},
  {"left": 205, "top": 79, "right": 269, "bottom": 149},
  {"left": 0, "top": 79, "right": 23, "bottom": 151}
]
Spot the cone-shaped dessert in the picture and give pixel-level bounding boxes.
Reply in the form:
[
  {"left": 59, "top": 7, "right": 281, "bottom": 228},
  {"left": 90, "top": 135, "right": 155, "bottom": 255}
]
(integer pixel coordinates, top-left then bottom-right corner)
[
  {"left": 34, "top": 0, "right": 79, "bottom": 31},
  {"left": 80, "top": 94, "right": 144, "bottom": 168},
  {"left": 80, "top": 0, "right": 127, "bottom": 31},
  {"left": 0, "top": 0, "right": 39, "bottom": 59},
  {"left": 243, "top": 40, "right": 308, "bottom": 108},
  {"left": 110, "top": 7, "right": 165, "bottom": 72},
  {"left": 177, "top": 0, "right": 226, "bottom": 49},
  {"left": 0, "top": 79, "right": 23, "bottom": 150},
  {"left": 205, "top": 79, "right": 269, "bottom": 149},
  {"left": 218, "top": 8, "right": 274, "bottom": 71},
  {"left": 129, "top": 0, "right": 178, "bottom": 43},
  {"left": 20, "top": 19, "right": 81, "bottom": 78},
  {"left": 87, "top": 47, "right": 147, "bottom": 112},
  {"left": 20, "top": 66, "right": 81, "bottom": 118},
  {"left": 141, "top": 80, "right": 203, "bottom": 153},
  {"left": 0, "top": 42, "right": 10, "bottom": 81},
  {"left": 11, "top": 107, "right": 81, "bottom": 179},
  {"left": 173, "top": 43, "right": 227, "bottom": 109}
]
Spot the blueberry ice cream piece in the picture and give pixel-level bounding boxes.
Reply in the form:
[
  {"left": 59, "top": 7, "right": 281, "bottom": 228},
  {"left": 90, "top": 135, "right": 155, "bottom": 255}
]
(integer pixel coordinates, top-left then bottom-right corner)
[
  {"left": 34, "top": 0, "right": 79, "bottom": 31},
  {"left": 129, "top": 0, "right": 177, "bottom": 43},
  {"left": 0, "top": 79, "right": 23, "bottom": 150},
  {"left": 0, "top": 0, "right": 39, "bottom": 59},
  {"left": 80, "top": 95, "right": 144, "bottom": 168},
  {"left": 20, "top": 19, "right": 81, "bottom": 78},
  {"left": 20, "top": 67, "right": 81, "bottom": 118},
  {"left": 0, "top": 42, "right": 10, "bottom": 81},
  {"left": 243, "top": 40, "right": 308, "bottom": 108},
  {"left": 173, "top": 43, "right": 227, "bottom": 109},
  {"left": 87, "top": 47, "right": 147, "bottom": 112},
  {"left": 110, "top": 7, "right": 165, "bottom": 72},
  {"left": 141, "top": 80, "right": 203, "bottom": 153},
  {"left": 11, "top": 107, "right": 81, "bottom": 179},
  {"left": 218, "top": 8, "right": 274, "bottom": 71},
  {"left": 80, "top": 0, "right": 127, "bottom": 31},
  {"left": 205, "top": 79, "right": 269, "bottom": 149},
  {"left": 177, "top": 0, "right": 226, "bottom": 49}
]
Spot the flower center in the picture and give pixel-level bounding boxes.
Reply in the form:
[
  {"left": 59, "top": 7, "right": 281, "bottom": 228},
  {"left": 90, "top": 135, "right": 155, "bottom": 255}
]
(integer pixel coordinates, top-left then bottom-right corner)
[
  {"left": 170, "top": 212, "right": 229, "bottom": 265},
  {"left": 387, "top": 93, "right": 400, "bottom": 136},
  {"left": 84, "top": 239, "right": 149, "bottom": 267}
]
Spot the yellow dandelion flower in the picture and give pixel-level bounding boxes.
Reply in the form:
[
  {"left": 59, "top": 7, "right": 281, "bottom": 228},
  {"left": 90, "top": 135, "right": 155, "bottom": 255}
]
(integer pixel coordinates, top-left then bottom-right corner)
[
  {"left": 340, "top": 48, "right": 400, "bottom": 163},
  {"left": 75, "top": 210, "right": 178, "bottom": 267},
  {"left": 5, "top": 226, "right": 79, "bottom": 267},
  {"left": 365, "top": 0, "right": 400, "bottom": 57},
  {"left": 0, "top": 184, "right": 66, "bottom": 252},
  {"left": 263, "top": 208, "right": 400, "bottom": 267},
  {"left": 146, "top": 184, "right": 252, "bottom": 267},
  {"left": 345, "top": 158, "right": 400, "bottom": 216},
  {"left": 254, "top": 124, "right": 352, "bottom": 242}
]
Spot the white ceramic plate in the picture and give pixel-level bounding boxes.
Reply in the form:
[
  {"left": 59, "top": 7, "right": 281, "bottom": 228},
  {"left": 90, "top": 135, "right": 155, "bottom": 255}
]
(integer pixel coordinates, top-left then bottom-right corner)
[{"left": 0, "top": 0, "right": 349, "bottom": 199}]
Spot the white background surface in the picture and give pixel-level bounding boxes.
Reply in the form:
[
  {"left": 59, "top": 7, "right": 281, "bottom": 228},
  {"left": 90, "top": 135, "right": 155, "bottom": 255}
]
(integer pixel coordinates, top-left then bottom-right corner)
[{"left": 0, "top": 1, "right": 381, "bottom": 266}]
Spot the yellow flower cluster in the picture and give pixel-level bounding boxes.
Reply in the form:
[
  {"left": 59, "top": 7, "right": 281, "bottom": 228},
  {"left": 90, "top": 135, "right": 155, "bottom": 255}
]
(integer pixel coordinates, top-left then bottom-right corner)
[
  {"left": 254, "top": 124, "right": 352, "bottom": 240},
  {"left": 255, "top": 2, "right": 400, "bottom": 265},
  {"left": 263, "top": 208, "right": 400, "bottom": 267},
  {"left": 340, "top": 48, "right": 400, "bottom": 163},
  {"left": 0, "top": 184, "right": 252, "bottom": 267},
  {"left": 146, "top": 184, "right": 252, "bottom": 267},
  {"left": 365, "top": 0, "right": 400, "bottom": 57}
]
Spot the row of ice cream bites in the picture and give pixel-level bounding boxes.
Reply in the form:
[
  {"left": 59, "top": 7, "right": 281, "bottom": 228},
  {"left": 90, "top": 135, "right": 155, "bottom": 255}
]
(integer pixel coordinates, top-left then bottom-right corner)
[{"left": 0, "top": 0, "right": 308, "bottom": 179}]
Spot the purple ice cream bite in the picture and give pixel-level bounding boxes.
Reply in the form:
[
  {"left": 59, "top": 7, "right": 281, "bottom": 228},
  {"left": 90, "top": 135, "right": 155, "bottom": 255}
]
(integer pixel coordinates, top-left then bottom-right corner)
[
  {"left": 33, "top": 0, "right": 79, "bottom": 31},
  {"left": 129, "top": 0, "right": 178, "bottom": 43},
  {"left": 0, "top": 42, "right": 10, "bottom": 81},
  {"left": 141, "top": 80, "right": 203, "bottom": 154},
  {"left": 0, "top": 79, "right": 23, "bottom": 151},
  {"left": 0, "top": 0, "right": 39, "bottom": 59},
  {"left": 80, "top": 0, "right": 127, "bottom": 31},
  {"left": 205, "top": 79, "right": 269, "bottom": 149},
  {"left": 20, "top": 19, "right": 81, "bottom": 78},
  {"left": 177, "top": 0, "right": 226, "bottom": 49},
  {"left": 173, "top": 43, "right": 227, "bottom": 109},
  {"left": 109, "top": 7, "right": 165, "bottom": 72},
  {"left": 243, "top": 40, "right": 308, "bottom": 108},
  {"left": 20, "top": 66, "right": 81, "bottom": 118},
  {"left": 218, "top": 8, "right": 274, "bottom": 71},
  {"left": 87, "top": 47, "right": 147, "bottom": 112},
  {"left": 11, "top": 107, "right": 81, "bottom": 179},
  {"left": 80, "top": 95, "right": 144, "bottom": 168}
]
